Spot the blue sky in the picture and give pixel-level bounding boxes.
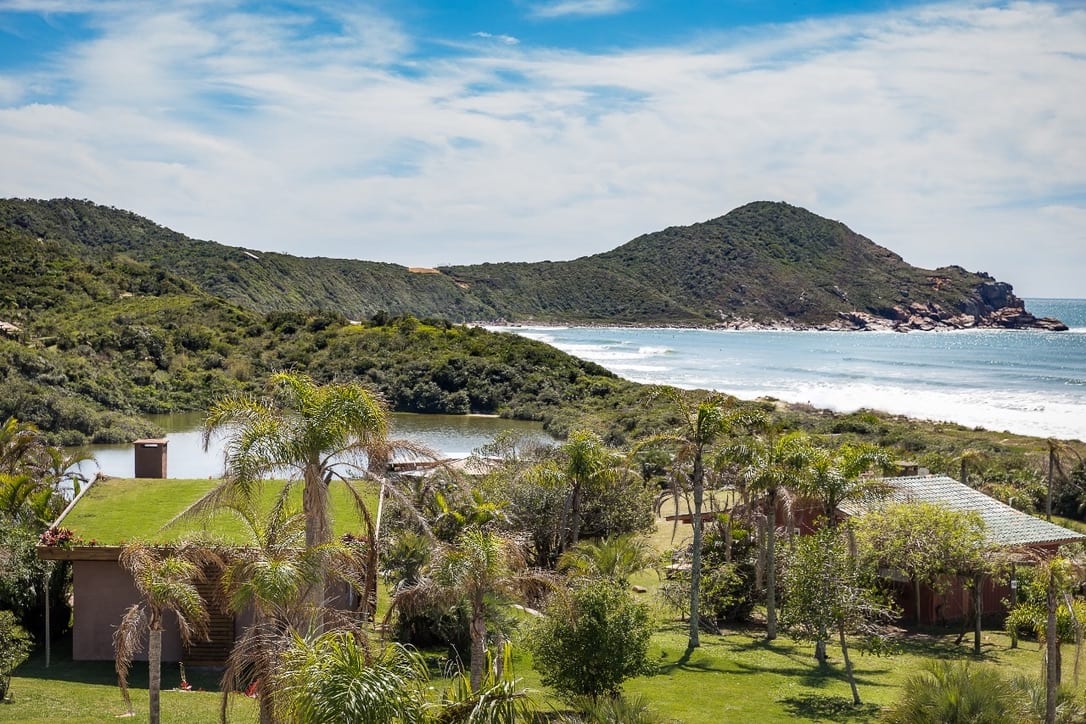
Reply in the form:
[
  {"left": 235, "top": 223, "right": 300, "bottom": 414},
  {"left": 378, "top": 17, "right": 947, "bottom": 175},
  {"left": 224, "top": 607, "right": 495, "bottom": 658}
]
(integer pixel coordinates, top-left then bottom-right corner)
[{"left": 1, "top": 0, "right": 1084, "bottom": 297}]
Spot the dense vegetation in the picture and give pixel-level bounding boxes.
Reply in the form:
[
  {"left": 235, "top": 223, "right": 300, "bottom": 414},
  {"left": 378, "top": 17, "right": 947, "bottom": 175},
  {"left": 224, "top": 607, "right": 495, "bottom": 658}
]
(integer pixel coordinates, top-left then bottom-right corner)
[{"left": 0, "top": 197, "right": 1048, "bottom": 328}]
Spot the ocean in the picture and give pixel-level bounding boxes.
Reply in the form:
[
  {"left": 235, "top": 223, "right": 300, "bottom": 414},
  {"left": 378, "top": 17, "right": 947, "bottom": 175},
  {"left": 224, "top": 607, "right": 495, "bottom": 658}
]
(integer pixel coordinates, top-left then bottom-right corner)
[{"left": 503, "top": 298, "right": 1086, "bottom": 441}]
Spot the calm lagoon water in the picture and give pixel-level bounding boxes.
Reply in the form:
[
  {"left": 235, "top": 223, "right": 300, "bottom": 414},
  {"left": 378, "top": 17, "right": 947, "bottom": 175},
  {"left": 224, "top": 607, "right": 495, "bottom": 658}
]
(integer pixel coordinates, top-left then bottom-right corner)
[
  {"left": 501, "top": 298, "right": 1086, "bottom": 441},
  {"left": 81, "top": 412, "right": 551, "bottom": 480}
]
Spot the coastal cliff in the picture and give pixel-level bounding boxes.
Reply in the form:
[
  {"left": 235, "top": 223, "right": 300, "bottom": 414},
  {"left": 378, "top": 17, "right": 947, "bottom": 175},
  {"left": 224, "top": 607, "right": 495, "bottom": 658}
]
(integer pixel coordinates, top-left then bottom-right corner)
[{"left": 0, "top": 198, "right": 1065, "bottom": 331}]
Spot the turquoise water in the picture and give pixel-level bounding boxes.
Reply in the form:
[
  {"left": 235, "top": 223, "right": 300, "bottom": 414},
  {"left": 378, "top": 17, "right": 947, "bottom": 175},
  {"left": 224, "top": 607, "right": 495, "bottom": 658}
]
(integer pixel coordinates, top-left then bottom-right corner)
[{"left": 505, "top": 298, "right": 1086, "bottom": 441}]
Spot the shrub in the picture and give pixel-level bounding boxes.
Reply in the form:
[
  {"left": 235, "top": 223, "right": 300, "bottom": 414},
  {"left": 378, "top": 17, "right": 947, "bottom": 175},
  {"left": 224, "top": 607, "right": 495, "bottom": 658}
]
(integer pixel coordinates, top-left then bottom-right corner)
[
  {"left": 529, "top": 579, "right": 655, "bottom": 701},
  {"left": 883, "top": 660, "right": 1024, "bottom": 724},
  {"left": 0, "top": 610, "right": 33, "bottom": 702}
]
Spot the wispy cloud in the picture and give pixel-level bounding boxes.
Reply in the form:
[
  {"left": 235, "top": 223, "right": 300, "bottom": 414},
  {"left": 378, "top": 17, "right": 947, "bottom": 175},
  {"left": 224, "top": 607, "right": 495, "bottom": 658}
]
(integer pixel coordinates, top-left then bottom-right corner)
[
  {"left": 473, "top": 30, "right": 519, "bottom": 45},
  {"left": 529, "top": 0, "right": 634, "bottom": 19},
  {"left": 0, "top": 1, "right": 1084, "bottom": 296}
]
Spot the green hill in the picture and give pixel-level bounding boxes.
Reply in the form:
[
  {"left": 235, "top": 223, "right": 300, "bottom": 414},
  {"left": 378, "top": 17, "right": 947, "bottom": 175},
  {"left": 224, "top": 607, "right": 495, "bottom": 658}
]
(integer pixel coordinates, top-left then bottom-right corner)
[{"left": 0, "top": 198, "right": 1064, "bottom": 330}]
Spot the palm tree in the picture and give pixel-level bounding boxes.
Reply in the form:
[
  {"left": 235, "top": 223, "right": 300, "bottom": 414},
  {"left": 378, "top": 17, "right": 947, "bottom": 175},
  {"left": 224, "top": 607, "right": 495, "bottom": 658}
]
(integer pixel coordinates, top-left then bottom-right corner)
[
  {"left": 274, "top": 630, "right": 430, "bottom": 724},
  {"left": 651, "top": 388, "right": 764, "bottom": 649},
  {"left": 958, "top": 448, "right": 987, "bottom": 488},
  {"left": 558, "top": 533, "right": 655, "bottom": 586},
  {"left": 800, "top": 443, "right": 891, "bottom": 529},
  {"left": 113, "top": 541, "right": 219, "bottom": 724},
  {"left": 391, "top": 526, "right": 551, "bottom": 690},
  {"left": 0, "top": 416, "right": 46, "bottom": 476},
  {"left": 731, "top": 431, "right": 813, "bottom": 641},
  {"left": 1044, "top": 439, "right": 1083, "bottom": 521},
  {"left": 198, "top": 372, "right": 389, "bottom": 604},
  {"left": 558, "top": 430, "right": 616, "bottom": 552},
  {"left": 215, "top": 489, "right": 328, "bottom": 724}
]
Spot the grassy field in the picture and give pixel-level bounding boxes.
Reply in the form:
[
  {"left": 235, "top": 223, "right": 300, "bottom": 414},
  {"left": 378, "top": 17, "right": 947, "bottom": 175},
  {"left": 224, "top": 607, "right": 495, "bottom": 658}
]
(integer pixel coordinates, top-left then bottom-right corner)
[
  {"left": 10, "top": 507, "right": 1080, "bottom": 722},
  {"left": 56, "top": 477, "right": 380, "bottom": 545},
  {"left": 3, "top": 623, "right": 1072, "bottom": 723}
]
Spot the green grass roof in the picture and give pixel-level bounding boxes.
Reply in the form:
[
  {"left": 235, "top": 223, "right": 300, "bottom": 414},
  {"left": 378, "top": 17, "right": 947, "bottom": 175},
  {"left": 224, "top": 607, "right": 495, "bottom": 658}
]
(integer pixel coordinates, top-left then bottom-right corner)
[{"left": 57, "top": 477, "right": 379, "bottom": 546}]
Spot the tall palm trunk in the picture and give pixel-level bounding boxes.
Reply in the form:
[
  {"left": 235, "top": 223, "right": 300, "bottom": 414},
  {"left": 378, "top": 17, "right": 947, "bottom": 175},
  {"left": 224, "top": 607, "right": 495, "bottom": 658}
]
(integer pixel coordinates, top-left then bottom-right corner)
[
  {"left": 766, "top": 488, "right": 778, "bottom": 640},
  {"left": 557, "top": 491, "right": 573, "bottom": 555},
  {"left": 687, "top": 456, "right": 706, "bottom": 648},
  {"left": 148, "top": 625, "right": 162, "bottom": 724},
  {"left": 1046, "top": 573, "right": 1061, "bottom": 724},
  {"left": 470, "top": 598, "right": 488, "bottom": 691},
  {"left": 303, "top": 463, "right": 332, "bottom": 611},
  {"left": 569, "top": 481, "right": 584, "bottom": 547}
]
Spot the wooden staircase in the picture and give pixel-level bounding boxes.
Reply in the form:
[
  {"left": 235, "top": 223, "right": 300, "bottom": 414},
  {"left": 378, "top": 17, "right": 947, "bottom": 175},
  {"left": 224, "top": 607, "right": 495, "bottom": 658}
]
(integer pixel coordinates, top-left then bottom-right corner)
[{"left": 183, "top": 578, "right": 233, "bottom": 667}]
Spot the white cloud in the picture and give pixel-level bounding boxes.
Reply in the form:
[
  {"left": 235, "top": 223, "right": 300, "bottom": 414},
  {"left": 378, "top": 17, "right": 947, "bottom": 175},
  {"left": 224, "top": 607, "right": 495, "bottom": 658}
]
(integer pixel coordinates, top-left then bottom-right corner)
[
  {"left": 529, "top": 0, "right": 634, "bottom": 19},
  {"left": 473, "top": 31, "right": 519, "bottom": 45},
  {"left": 0, "top": 1, "right": 1084, "bottom": 297}
]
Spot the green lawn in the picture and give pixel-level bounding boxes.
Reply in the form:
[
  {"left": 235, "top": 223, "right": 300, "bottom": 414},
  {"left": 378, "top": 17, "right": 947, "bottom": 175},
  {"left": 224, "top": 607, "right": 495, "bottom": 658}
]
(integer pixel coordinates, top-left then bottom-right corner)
[
  {"left": 0, "top": 638, "right": 256, "bottom": 724},
  {"left": 57, "top": 477, "right": 380, "bottom": 545},
  {"left": 4, "top": 625, "right": 1072, "bottom": 723}
]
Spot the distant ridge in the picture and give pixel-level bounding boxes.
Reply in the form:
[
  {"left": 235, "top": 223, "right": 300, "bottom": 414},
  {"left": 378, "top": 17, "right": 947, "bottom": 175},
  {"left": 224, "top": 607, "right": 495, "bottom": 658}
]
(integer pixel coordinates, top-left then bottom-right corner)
[{"left": 0, "top": 198, "right": 1065, "bottom": 331}]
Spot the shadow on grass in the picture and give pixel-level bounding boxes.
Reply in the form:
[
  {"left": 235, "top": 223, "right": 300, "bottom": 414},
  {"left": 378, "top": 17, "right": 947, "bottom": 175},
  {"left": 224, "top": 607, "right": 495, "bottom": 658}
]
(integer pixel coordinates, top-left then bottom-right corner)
[
  {"left": 15, "top": 636, "right": 224, "bottom": 692},
  {"left": 886, "top": 626, "right": 1015, "bottom": 664},
  {"left": 779, "top": 693, "right": 881, "bottom": 722}
]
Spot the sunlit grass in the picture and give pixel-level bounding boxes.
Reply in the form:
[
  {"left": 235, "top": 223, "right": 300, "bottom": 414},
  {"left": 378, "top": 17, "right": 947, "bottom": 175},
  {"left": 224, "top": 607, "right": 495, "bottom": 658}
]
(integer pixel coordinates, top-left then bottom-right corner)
[{"left": 57, "top": 477, "right": 379, "bottom": 545}]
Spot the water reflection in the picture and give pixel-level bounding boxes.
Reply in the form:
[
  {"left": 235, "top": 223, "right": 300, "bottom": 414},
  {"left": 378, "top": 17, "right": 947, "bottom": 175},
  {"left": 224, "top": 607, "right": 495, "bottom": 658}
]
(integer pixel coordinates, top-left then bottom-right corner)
[{"left": 77, "top": 412, "right": 552, "bottom": 479}]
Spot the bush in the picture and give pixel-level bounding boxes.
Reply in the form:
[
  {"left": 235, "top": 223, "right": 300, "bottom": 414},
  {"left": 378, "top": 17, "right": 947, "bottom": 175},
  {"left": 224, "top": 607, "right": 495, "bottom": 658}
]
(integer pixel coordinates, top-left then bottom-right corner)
[
  {"left": 700, "top": 563, "right": 757, "bottom": 624},
  {"left": 883, "top": 660, "right": 1024, "bottom": 724},
  {"left": 0, "top": 610, "right": 33, "bottom": 702},
  {"left": 529, "top": 579, "right": 655, "bottom": 701}
]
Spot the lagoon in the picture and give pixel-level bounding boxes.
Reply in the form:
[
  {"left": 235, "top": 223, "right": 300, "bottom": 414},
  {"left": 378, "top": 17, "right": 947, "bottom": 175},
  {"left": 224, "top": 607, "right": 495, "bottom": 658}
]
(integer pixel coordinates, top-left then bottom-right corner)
[{"left": 80, "top": 412, "right": 552, "bottom": 480}]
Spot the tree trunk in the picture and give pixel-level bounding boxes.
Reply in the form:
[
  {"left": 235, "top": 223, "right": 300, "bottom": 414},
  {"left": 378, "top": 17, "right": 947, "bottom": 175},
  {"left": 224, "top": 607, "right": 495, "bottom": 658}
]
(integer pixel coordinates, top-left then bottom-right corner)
[
  {"left": 973, "top": 575, "right": 983, "bottom": 656},
  {"left": 570, "top": 481, "right": 583, "bottom": 547},
  {"left": 557, "top": 490, "right": 573, "bottom": 555},
  {"left": 766, "top": 488, "right": 778, "bottom": 641},
  {"left": 914, "top": 577, "right": 923, "bottom": 625},
  {"left": 470, "top": 602, "right": 487, "bottom": 692},
  {"left": 1046, "top": 449, "right": 1055, "bottom": 521},
  {"left": 688, "top": 457, "right": 705, "bottom": 649},
  {"left": 839, "top": 623, "right": 861, "bottom": 706},
  {"left": 1046, "top": 572, "right": 1061, "bottom": 724},
  {"left": 303, "top": 464, "right": 332, "bottom": 613},
  {"left": 148, "top": 627, "right": 162, "bottom": 724}
]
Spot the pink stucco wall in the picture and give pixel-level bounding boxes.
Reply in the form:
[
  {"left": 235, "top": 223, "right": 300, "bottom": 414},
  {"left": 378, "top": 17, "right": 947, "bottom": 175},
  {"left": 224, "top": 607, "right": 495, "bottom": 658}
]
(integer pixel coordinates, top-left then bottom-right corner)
[{"left": 72, "top": 560, "right": 184, "bottom": 661}]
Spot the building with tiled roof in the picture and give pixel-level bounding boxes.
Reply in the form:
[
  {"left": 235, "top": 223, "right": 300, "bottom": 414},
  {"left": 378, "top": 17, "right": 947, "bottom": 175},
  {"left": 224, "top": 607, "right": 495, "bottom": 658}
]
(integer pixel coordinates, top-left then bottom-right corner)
[
  {"left": 840, "top": 475, "right": 1085, "bottom": 549},
  {"left": 839, "top": 475, "right": 1084, "bottom": 624}
]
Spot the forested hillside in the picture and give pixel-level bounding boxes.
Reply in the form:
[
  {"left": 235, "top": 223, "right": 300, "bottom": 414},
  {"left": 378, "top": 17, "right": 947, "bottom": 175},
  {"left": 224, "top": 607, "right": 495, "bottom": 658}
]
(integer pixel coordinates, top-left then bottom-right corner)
[
  {"left": 0, "top": 198, "right": 1062, "bottom": 329},
  {"left": 0, "top": 222, "right": 636, "bottom": 445},
  {"left": 0, "top": 211, "right": 1078, "bottom": 504}
]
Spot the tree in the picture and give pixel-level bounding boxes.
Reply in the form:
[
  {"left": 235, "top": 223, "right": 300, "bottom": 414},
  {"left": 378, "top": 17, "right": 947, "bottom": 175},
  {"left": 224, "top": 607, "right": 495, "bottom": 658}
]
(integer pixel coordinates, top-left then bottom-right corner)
[
  {"left": 856, "top": 502, "right": 987, "bottom": 634},
  {"left": 215, "top": 490, "right": 343, "bottom": 724},
  {"left": 557, "top": 430, "right": 617, "bottom": 552},
  {"left": 113, "top": 541, "right": 218, "bottom": 724},
  {"left": 652, "top": 388, "right": 763, "bottom": 649},
  {"left": 558, "top": 533, "right": 654, "bottom": 586},
  {"left": 391, "top": 527, "right": 550, "bottom": 691},
  {"left": 529, "top": 578, "right": 654, "bottom": 701},
  {"left": 198, "top": 372, "right": 389, "bottom": 603},
  {"left": 779, "top": 526, "right": 895, "bottom": 706},
  {"left": 1044, "top": 439, "right": 1083, "bottom": 521},
  {"left": 1036, "top": 556, "right": 1076, "bottom": 724},
  {"left": 731, "top": 431, "right": 812, "bottom": 641},
  {"left": 795, "top": 442, "right": 890, "bottom": 660},
  {"left": 274, "top": 631, "right": 430, "bottom": 724}
]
